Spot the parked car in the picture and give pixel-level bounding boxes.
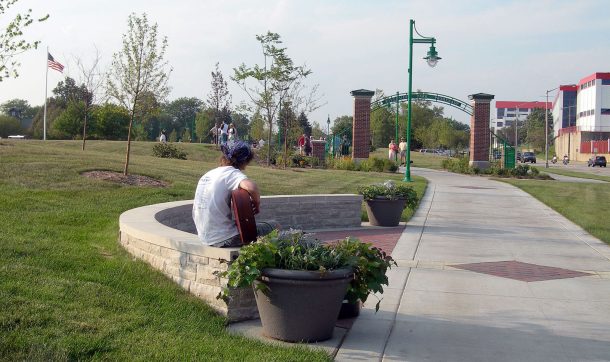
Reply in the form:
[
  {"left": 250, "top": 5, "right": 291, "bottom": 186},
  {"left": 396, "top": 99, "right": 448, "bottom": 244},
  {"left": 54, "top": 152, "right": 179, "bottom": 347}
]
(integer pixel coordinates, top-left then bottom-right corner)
[
  {"left": 588, "top": 155, "right": 607, "bottom": 167},
  {"left": 522, "top": 151, "right": 536, "bottom": 163},
  {"left": 516, "top": 152, "right": 521, "bottom": 162}
]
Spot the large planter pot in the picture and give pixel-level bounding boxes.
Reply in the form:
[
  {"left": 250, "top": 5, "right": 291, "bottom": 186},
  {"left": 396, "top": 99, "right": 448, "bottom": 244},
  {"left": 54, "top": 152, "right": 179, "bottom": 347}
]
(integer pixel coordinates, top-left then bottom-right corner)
[
  {"left": 253, "top": 267, "right": 353, "bottom": 342},
  {"left": 338, "top": 299, "right": 361, "bottom": 319},
  {"left": 365, "top": 198, "right": 407, "bottom": 227}
]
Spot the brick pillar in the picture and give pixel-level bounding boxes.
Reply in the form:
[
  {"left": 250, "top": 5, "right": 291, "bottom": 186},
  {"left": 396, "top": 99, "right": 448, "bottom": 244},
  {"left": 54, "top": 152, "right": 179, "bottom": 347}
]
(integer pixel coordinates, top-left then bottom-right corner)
[
  {"left": 468, "top": 93, "right": 494, "bottom": 169},
  {"left": 351, "top": 89, "right": 375, "bottom": 161},
  {"left": 310, "top": 140, "right": 326, "bottom": 164}
]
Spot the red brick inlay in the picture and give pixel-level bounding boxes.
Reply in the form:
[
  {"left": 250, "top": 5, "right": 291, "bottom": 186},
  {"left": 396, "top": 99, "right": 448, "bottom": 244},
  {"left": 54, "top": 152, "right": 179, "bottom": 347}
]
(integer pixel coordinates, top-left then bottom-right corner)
[
  {"left": 451, "top": 260, "right": 591, "bottom": 282},
  {"left": 315, "top": 226, "right": 405, "bottom": 255}
]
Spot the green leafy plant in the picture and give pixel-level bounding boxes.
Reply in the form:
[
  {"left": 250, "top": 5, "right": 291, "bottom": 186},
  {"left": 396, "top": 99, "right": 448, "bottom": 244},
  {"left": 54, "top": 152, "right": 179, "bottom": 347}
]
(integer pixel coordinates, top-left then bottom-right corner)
[
  {"left": 217, "top": 230, "right": 395, "bottom": 311},
  {"left": 152, "top": 143, "right": 187, "bottom": 160},
  {"left": 358, "top": 180, "right": 418, "bottom": 209}
]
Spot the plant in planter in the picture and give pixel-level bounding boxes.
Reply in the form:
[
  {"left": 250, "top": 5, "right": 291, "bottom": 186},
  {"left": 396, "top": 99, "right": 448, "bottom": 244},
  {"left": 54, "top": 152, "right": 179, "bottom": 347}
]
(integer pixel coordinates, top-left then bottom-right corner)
[
  {"left": 217, "top": 230, "right": 395, "bottom": 343},
  {"left": 358, "top": 180, "right": 418, "bottom": 227}
]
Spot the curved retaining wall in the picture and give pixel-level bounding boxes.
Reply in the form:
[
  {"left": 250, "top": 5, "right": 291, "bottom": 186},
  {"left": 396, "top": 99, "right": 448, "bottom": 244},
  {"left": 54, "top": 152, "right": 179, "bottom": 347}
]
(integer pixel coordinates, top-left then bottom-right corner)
[{"left": 118, "top": 194, "right": 363, "bottom": 322}]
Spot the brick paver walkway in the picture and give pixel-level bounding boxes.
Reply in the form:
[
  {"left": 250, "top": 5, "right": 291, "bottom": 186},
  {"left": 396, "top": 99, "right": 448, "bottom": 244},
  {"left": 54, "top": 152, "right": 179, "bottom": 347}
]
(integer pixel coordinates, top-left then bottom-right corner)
[{"left": 314, "top": 225, "right": 405, "bottom": 254}]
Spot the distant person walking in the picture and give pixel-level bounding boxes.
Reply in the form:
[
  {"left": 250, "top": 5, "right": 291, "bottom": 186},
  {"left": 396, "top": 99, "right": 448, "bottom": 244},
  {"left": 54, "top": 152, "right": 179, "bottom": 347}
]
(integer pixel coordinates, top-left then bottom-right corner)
[
  {"left": 160, "top": 130, "right": 167, "bottom": 144},
  {"left": 209, "top": 124, "right": 218, "bottom": 145},
  {"left": 228, "top": 123, "right": 237, "bottom": 141},
  {"left": 399, "top": 137, "right": 407, "bottom": 165},
  {"left": 297, "top": 134, "right": 306, "bottom": 155},
  {"left": 304, "top": 135, "right": 312, "bottom": 156},
  {"left": 220, "top": 121, "right": 229, "bottom": 145},
  {"left": 388, "top": 139, "right": 398, "bottom": 160}
]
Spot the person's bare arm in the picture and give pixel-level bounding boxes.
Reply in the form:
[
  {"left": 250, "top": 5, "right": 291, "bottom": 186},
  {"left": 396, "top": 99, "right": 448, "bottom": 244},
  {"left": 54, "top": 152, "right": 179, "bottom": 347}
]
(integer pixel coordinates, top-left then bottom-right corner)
[{"left": 239, "top": 179, "right": 261, "bottom": 214}]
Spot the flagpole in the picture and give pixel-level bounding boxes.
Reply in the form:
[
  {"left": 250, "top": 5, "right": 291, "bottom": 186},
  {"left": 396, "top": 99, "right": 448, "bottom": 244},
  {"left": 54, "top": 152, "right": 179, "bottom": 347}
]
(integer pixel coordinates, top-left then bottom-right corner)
[{"left": 43, "top": 46, "right": 49, "bottom": 141}]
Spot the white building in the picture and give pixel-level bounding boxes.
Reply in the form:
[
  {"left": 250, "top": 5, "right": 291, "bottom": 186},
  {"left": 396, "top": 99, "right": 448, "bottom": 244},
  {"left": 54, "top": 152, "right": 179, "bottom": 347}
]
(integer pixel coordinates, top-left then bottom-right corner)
[
  {"left": 493, "top": 101, "right": 551, "bottom": 132},
  {"left": 554, "top": 72, "right": 610, "bottom": 160}
]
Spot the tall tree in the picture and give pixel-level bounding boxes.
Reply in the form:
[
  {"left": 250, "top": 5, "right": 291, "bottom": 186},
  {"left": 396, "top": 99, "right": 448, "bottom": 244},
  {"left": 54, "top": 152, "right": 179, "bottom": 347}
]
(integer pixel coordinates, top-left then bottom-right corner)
[
  {"left": 297, "top": 111, "right": 312, "bottom": 136},
  {"left": 0, "top": 98, "right": 37, "bottom": 121},
  {"left": 0, "top": 0, "right": 48, "bottom": 81},
  {"left": 206, "top": 62, "right": 232, "bottom": 126},
  {"left": 233, "top": 31, "right": 311, "bottom": 165},
  {"left": 53, "top": 77, "right": 91, "bottom": 108},
  {"left": 164, "top": 97, "right": 203, "bottom": 141},
  {"left": 107, "top": 13, "right": 171, "bottom": 175},
  {"left": 73, "top": 47, "right": 104, "bottom": 150}
]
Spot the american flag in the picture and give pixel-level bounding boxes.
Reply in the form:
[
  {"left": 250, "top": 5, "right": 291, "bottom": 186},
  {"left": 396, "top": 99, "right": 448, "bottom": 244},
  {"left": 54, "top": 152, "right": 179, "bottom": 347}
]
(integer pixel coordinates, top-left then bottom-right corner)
[{"left": 47, "top": 53, "right": 64, "bottom": 73}]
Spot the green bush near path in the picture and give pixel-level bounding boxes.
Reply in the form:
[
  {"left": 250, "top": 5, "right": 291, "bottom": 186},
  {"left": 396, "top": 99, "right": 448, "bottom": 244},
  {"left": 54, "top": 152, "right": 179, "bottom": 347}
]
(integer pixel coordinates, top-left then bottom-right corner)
[{"left": 0, "top": 140, "right": 425, "bottom": 360}]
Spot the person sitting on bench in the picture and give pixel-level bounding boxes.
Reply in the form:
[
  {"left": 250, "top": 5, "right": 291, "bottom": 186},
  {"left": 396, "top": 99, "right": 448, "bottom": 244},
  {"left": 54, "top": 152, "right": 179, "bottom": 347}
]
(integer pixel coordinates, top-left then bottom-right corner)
[{"left": 192, "top": 141, "right": 276, "bottom": 247}]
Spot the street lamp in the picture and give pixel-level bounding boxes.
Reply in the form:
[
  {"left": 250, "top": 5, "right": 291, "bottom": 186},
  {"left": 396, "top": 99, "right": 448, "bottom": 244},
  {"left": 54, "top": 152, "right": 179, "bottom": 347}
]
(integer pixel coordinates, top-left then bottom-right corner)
[{"left": 404, "top": 19, "right": 441, "bottom": 182}]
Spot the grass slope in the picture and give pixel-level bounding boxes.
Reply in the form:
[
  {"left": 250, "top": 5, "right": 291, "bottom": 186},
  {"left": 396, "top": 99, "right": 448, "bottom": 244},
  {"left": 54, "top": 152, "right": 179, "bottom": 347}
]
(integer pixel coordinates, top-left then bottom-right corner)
[{"left": 0, "top": 140, "right": 425, "bottom": 360}]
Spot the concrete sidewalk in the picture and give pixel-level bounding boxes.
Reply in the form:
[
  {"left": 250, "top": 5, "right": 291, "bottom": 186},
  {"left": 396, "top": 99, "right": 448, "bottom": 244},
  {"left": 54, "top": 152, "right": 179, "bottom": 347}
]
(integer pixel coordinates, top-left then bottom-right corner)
[{"left": 335, "top": 168, "right": 610, "bottom": 362}]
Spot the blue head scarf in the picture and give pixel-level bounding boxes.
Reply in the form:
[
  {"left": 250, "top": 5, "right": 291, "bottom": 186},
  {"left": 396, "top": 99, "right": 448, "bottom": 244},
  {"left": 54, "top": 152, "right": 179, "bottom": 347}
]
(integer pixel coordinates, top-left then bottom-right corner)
[{"left": 221, "top": 140, "right": 252, "bottom": 165}]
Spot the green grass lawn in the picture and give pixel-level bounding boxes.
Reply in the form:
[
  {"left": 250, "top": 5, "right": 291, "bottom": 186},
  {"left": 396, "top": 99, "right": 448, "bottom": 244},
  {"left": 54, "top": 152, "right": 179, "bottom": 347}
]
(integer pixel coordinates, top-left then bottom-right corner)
[
  {"left": 502, "top": 178, "right": 610, "bottom": 245},
  {"left": 532, "top": 166, "right": 610, "bottom": 182},
  {"left": 0, "top": 140, "right": 425, "bottom": 360}
]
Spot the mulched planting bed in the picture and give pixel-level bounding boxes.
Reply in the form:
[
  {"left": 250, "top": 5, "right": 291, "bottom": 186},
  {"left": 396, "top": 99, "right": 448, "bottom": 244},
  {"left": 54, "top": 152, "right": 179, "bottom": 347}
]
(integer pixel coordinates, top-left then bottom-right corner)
[{"left": 82, "top": 170, "right": 168, "bottom": 187}]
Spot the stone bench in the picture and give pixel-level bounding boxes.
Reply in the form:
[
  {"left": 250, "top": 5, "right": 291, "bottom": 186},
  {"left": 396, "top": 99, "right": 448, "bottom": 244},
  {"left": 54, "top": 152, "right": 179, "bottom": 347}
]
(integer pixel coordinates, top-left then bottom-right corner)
[{"left": 118, "top": 194, "right": 363, "bottom": 322}]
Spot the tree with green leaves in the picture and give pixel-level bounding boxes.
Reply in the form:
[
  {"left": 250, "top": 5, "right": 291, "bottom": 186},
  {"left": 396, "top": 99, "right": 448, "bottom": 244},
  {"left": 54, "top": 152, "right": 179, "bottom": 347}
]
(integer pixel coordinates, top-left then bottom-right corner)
[
  {"left": 331, "top": 115, "right": 353, "bottom": 141},
  {"left": 0, "top": 114, "right": 21, "bottom": 136},
  {"left": 92, "top": 103, "right": 130, "bottom": 140},
  {"left": 52, "top": 100, "right": 86, "bottom": 139},
  {"left": 164, "top": 97, "right": 203, "bottom": 141},
  {"left": 233, "top": 31, "right": 311, "bottom": 165},
  {"left": 206, "top": 62, "right": 232, "bottom": 126},
  {"left": 525, "top": 108, "right": 552, "bottom": 152},
  {"left": 248, "top": 108, "right": 266, "bottom": 142},
  {"left": 107, "top": 12, "right": 171, "bottom": 175},
  {"left": 0, "top": 0, "right": 48, "bottom": 81}
]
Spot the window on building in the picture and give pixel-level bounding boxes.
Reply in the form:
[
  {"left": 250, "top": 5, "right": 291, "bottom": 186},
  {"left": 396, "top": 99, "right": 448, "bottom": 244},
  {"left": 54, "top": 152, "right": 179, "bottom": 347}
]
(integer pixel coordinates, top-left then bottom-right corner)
[
  {"left": 601, "top": 108, "right": 610, "bottom": 115},
  {"left": 602, "top": 79, "right": 610, "bottom": 86},
  {"left": 496, "top": 122, "right": 503, "bottom": 127},
  {"left": 506, "top": 113, "right": 515, "bottom": 117},
  {"left": 497, "top": 109, "right": 504, "bottom": 118},
  {"left": 505, "top": 120, "right": 513, "bottom": 126},
  {"left": 507, "top": 108, "right": 515, "bottom": 111},
  {"left": 519, "top": 108, "right": 528, "bottom": 112},
  {"left": 591, "top": 109, "right": 595, "bottom": 115}
]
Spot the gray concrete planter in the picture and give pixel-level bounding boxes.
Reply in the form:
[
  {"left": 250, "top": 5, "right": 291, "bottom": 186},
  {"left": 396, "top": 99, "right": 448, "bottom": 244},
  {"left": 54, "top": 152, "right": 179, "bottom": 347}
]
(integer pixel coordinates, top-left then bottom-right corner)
[
  {"left": 254, "top": 268, "right": 353, "bottom": 342},
  {"left": 364, "top": 198, "right": 407, "bottom": 226}
]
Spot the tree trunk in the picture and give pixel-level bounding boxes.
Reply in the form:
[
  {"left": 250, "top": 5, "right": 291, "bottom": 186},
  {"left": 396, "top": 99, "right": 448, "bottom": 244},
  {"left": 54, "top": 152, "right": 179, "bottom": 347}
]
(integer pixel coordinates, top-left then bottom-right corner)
[
  {"left": 266, "top": 116, "right": 273, "bottom": 166},
  {"left": 82, "top": 104, "right": 88, "bottom": 151},
  {"left": 124, "top": 114, "right": 134, "bottom": 175}
]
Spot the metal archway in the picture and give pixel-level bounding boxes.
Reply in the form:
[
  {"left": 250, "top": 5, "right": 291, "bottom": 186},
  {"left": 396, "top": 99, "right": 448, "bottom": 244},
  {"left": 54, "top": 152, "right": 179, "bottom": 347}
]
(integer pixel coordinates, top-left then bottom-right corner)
[{"left": 371, "top": 91, "right": 473, "bottom": 116}]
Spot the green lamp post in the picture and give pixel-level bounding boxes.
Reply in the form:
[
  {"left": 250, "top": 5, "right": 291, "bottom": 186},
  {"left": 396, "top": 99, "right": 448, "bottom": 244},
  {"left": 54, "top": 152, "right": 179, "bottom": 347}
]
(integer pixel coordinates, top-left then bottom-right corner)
[{"left": 404, "top": 19, "right": 441, "bottom": 182}]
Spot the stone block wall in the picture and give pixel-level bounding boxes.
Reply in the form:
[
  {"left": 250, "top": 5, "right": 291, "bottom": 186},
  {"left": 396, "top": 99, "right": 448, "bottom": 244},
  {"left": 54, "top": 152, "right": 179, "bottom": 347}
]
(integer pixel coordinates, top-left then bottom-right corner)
[{"left": 119, "top": 195, "right": 363, "bottom": 322}]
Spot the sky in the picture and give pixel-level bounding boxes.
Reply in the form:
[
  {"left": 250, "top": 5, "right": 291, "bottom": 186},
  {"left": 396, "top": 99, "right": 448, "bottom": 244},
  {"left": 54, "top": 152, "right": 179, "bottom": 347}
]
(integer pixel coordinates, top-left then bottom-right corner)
[{"left": 2, "top": 0, "right": 610, "bottom": 127}]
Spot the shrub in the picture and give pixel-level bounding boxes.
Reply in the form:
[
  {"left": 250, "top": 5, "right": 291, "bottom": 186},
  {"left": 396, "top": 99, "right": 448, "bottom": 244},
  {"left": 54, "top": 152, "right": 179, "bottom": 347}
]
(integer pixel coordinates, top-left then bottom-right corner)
[
  {"left": 510, "top": 164, "right": 530, "bottom": 177},
  {"left": 217, "top": 230, "right": 395, "bottom": 310},
  {"left": 152, "top": 143, "right": 187, "bottom": 160},
  {"left": 358, "top": 180, "right": 418, "bottom": 209}
]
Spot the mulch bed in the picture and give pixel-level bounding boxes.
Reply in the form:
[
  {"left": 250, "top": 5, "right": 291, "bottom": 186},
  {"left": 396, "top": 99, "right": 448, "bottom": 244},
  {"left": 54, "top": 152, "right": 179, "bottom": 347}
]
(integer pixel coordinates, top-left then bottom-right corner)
[{"left": 82, "top": 170, "right": 168, "bottom": 188}]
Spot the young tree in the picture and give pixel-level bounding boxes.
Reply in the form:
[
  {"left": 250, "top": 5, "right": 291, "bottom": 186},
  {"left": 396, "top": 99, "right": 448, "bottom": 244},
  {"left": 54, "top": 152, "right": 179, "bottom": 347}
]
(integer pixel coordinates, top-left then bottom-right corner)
[
  {"left": 107, "top": 12, "right": 171, "bottom": 175},
  {"left": 52, "top": 100, "right": 86, "bottom": 139},
  {"left": 233, "top": 31, "right": 311, "bottom": 165},
  {"left": 206, "top": 62, "right": 232, "bottom": 125},
  {"left": 248, "top": 108, "right": 265, "bottom": 141},
  {"left": 73, "top": 46, "right": 104, "bottom": 150},
  {"left": 0, "top": 0, "right": 48, "bottom": 81}
]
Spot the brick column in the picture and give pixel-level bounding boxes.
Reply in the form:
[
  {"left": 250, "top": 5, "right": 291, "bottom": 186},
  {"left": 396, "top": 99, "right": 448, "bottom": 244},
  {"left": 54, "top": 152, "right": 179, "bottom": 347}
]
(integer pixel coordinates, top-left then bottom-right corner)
[
  {"left": 351, "top": 89, "right": 375, "bottom": 161},
  {"left": 310, "top": 140, "right": 326, "bottom": 164},
  {"left": 468, "top": 93, "right": 494, "bottom": 169}
]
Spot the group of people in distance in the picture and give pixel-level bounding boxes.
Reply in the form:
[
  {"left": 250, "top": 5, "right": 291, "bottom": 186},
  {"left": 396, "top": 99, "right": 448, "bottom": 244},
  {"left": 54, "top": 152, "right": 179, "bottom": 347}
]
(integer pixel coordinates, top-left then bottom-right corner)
[
  {"left": 389, "top": 137, "right": 408, "bottom": 165},
  {"left": 209, "top": 121, "right": 238, "bottom": 146}
]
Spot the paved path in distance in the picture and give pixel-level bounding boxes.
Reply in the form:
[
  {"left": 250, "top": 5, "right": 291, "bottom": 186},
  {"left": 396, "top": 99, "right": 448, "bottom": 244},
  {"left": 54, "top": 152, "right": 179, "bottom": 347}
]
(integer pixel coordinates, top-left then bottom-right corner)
[{"left": 335, "top": 168, "right": 610, "bottom": 362}]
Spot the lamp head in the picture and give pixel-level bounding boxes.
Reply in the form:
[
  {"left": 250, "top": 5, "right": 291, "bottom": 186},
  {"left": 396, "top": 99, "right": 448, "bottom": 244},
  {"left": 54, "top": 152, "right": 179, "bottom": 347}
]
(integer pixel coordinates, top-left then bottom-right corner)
[{"left": 423, "top": 44, "right": 441, "bottom": 68}]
